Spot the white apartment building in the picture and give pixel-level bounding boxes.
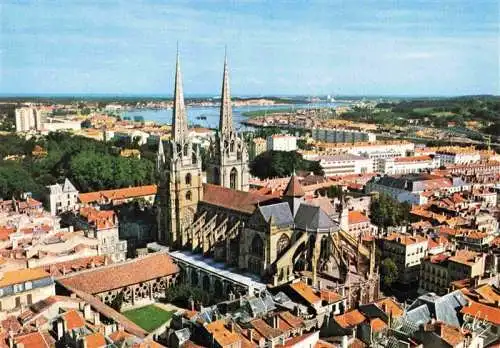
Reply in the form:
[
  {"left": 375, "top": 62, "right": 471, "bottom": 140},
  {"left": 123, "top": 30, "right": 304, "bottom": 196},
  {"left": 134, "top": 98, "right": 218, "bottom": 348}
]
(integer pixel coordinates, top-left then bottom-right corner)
[
  {"left": 42, "top": 118, "right": 82, "bottom": 133},
  {"left": 46, "top": 178, "right": 79, "bottom": 216},
  {"left": 317, "top": 154, "right": 374, "bottom": 177},
  {"left": 267, "top": 134, "right": 297, "bottom": 152},
  {"left": 381, "top": 155, "right": 439, "bottom": 175},
  {"left": 436, "top": 150, "right": 481, "bottom": 166},
  {"left": 382, "top": 233, "right": 428, "bottom": 284},
  {"left": 15, "top": 107, "right": 44, "bottom": 132}
]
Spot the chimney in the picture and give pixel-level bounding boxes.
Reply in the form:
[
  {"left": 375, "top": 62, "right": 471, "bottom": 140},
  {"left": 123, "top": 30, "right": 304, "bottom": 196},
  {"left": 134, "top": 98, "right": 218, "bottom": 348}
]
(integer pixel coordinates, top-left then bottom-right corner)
[
  {"left": 249, "top": 328, "right": 254, "bottom": 343},
  {"left": 273, "top": 315, "right": 280, "bottom": 329},
  {"left": 229, "top": 321, "right": 235, "bottom": 333}
]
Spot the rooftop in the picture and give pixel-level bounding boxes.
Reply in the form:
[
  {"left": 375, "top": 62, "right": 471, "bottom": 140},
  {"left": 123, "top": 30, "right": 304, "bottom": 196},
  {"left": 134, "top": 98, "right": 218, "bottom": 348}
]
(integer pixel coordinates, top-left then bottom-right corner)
[
  {"left": 79, "top": 184, "right": 157, "bottom": 204},
  {"left": 0, "top": 268, "right": 51, "bottom": 288},
  {"left": 57, "top": 252, "right": 179, "bottom": 294}
]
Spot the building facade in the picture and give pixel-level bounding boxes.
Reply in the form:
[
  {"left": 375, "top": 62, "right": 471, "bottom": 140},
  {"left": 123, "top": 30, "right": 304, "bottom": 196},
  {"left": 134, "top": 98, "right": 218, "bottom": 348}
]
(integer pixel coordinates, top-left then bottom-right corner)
[
  {"left": 266, "top": 134, "right": 297, "bottom": 152},
  {"left": 47, "top": 178, "right": 79, "bottom": 216}
]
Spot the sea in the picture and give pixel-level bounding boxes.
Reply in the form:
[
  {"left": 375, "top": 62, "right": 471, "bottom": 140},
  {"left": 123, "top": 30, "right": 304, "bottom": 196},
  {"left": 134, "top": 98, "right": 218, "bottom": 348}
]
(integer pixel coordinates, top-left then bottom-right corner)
[{"left": 122, "top": 102, "right": 342, "bottom": 130}]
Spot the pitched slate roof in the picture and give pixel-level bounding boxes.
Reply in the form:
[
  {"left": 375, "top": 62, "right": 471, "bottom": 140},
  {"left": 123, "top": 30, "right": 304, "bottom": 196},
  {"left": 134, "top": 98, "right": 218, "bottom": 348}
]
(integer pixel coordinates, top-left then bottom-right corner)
[
  {"left": 406, "top": 290, "right": 468, "bottom": 327},
  {"left": 57, "top": 252, "right": 179, "bottom": 294},
  {"left": 294, "top": 203, "right": 339, "bottom": 232},
  {"left": 257, "top": 203, "right": 294, "bottom": 228}
]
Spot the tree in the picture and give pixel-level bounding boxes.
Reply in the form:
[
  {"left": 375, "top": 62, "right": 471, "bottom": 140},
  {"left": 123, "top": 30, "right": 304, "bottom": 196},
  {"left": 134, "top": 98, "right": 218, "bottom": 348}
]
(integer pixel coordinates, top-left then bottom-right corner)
[
  {"left": 370, "top": 194, "right": 411, "bottom": 232},
  {"left": 111, "top": 291, "right": 124, "bottom": 312},
  {"left": 250, "top": 150, "right": 323, "bottom": 179},
  {"left": 381, "top": 258, "right": 398, "bottom": 288}
]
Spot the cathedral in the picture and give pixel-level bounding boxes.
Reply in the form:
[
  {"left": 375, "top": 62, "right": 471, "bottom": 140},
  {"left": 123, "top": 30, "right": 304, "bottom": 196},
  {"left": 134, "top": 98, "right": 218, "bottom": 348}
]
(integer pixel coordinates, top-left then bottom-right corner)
[{"left": 156, "top": 51, "right": 376, "bottom": 289}]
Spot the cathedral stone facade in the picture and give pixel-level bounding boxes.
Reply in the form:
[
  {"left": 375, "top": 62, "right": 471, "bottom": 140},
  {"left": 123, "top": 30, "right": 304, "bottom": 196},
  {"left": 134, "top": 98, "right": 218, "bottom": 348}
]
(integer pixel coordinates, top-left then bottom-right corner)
[{"left": 157, "top": 52, "right": 376, "bottom": 288}]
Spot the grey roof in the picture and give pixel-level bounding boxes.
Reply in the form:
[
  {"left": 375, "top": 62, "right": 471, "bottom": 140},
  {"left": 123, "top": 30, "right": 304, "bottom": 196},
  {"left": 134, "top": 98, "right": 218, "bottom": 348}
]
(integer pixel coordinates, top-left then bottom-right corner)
[
  {"left": 258, "top": 203, "right": 294, "bottom": 228},
  {"left": 47, "top": 178, "right": 77, "bottom": 195},
  {"left": 247, "top": 297, "right": 267, "bottom": 317},
  {"left": 405, "top": 290, "right": 468, "bottom": 327},
  {"left": 371, "top": 174, "right": 451, "bottom": 193},
  {"left": 62, "top": 178, "right": 77, "bottom": 193},
  {"left": 294, "top": 203, "right": 339, "bottom": 232}
]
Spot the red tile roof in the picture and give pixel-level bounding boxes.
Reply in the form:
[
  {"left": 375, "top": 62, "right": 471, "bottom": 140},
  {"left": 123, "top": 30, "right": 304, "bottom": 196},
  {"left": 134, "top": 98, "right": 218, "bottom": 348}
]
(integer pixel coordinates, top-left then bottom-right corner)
[
  {"left": 348, "top": 211, "right": 370, "bottom": 225},
  {"left": 437, "top": 323, "right": 465, "bottom": 347},
  {"left": 250, "top": 318, "right": 283, "bottom": 339},
  {"left": 83, "top": 332, "right": 107, "bottom": 348},
  {"left": 320, "top": 289, "right": 343, "bottom": 303},
  {"left": 58, "top": 253, "right": 179, "bottom": 294},
  {"left": 202, "top": 184, "right": 275, "bottom": 214},
  {"left": 283, "top": 175, "right": 305, "bottom": 197},
  {"left": 79, "top": 185, "right": 157, "bottom": 204},
  {"left": 374, "top": 298, "right": 404, "bottom": 318},
  {"left": 289, "top": 281, "right": 321, "bottom": 305},
  {"left": 334, "top": 310, "right": 366, "bottom": 329},
  {"left": 62, "top": 309, "right": 86, "bottom": 330},
  {"left": 277, "top": 311, "right": 304, "bottom": 329},
  {"left": 461, "top": 300, "right": 500, "bottom": 325},
  {"left": 14, "top": 332, "right": 54, "bottom": 348},
  {"left": 205, "top": 320, "right": 241, "bottom": 347},
  {"left": 370, "top": 318, "right": 387, "bottom": 332}
]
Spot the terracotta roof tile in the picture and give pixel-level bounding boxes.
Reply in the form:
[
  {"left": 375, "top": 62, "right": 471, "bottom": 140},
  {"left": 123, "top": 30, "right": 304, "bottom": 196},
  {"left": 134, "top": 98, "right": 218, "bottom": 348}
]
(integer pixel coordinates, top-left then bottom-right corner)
[
  {"left": 14, "top": 331, "right": 54, "bottom": 348},
  {"left": 202, "top": 184, "right": 275, "bottom": 214},
  {"left": 436, "top": 323, "right": 465, "bottom": 346},
  {"left": 283, "top": 175, "right": 305, "bottom": 197},
  {"left": 278, "top": 311, "right": 304, "bottom": 329},
  {"left": 205, "top": 320, "right": 241, "bottom": 347},
  {"left": 320, "top": 289, "right": 343, "bottom": 303},
  {"left": 84, "top": 332, "right": 107, "bottom": 348},
  {"left": 250, "top": 318, "right": 283, "bottom": 339},
  {"left": 334, "top": 310, "right": 366, "bottom": 329},
  {"left": 58, "top": 253, "right": 179, "bottom": 294},
  {"left": 370, "top": 318, "right": 387, "bottom": 332},
  {"left": 79, "top": 185, "right": 157, "bottom": 204},
  {"left": 289, "top": 281, "right": 321, "bottom": 305},
  {"left": 63, "top": 309, "right": 86, "bottom": 330},
  {"left": 348, "top": 211, "right": 370, "bottom": 225},
  {"left": 461, "top": 300, "right": 500, "bottom": 325},
  {"left": 0, "top": 268, "right": 50, "bottom": 288},
  {"left": 374, "top": 298, "right": 404, "bottom": 318}
]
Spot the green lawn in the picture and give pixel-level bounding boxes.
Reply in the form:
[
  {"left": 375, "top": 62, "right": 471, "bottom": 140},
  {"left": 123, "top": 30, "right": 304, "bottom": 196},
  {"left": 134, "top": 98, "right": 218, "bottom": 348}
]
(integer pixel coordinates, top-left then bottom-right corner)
[{"left": 123, "top": 305, "right": 174, "bottom": 332}]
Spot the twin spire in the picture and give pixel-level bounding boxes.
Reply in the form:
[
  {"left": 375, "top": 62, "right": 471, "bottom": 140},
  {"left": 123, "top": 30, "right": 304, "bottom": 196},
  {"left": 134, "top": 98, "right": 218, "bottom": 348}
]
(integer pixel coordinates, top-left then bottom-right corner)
[
  {"left": 172, "top": 49, "right": 188, "bottom": 142},
  {"left": 171, "top": 48, "right": 233, "bottom": 144}
]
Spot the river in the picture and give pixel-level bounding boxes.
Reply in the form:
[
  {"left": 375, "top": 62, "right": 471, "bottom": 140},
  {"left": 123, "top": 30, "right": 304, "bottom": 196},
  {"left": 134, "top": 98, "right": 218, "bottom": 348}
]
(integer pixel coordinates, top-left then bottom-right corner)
[{"left": 122, "top": 102, "right": 342, "bottom": 130}]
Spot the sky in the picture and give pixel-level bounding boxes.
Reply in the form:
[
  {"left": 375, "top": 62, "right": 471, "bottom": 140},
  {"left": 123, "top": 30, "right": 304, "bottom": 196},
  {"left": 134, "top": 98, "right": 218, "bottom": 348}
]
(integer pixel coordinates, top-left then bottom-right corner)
[{"left": 1, "top": 0, "right": 499, "bottom": 96}]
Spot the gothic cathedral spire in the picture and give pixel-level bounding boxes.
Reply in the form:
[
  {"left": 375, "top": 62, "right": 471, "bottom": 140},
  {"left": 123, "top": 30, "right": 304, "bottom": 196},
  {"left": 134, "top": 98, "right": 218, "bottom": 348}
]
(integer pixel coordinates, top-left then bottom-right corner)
[
  {"left": 219, "top": 51, "right": 234, "bottom": 135},
  {"left": 172, "top": 48, "right": 188, "bottom": 143},
  {"left": 206, "top": 50, "right": 249, "bottom": 192}
]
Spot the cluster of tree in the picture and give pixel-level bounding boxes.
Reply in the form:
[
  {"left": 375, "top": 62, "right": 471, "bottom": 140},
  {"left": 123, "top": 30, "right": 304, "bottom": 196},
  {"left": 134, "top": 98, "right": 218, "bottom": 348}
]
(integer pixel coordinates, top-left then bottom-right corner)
[
  {"left": 381, "top": 257, "right": 398, "bottom": 289},
  {"left": 249, "top": 150, "right": 323, "bottom": 179},
  {"left": 369, "top": 193, "right": 411, "bottom": 230},
  {"left": 0, "top": 132, "right": 155, "bottom": 200},
  {"left": 164, "top": 284, "right": 215, "bottom": 307}
]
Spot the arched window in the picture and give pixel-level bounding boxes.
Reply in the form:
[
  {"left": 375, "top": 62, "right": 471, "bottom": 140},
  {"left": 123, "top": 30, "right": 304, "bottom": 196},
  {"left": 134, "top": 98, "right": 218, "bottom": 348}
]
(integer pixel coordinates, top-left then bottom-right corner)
[
  {"left": 183, "top": 144, "right": 189, "bottom": 156},
  {"left": 230, "top": 168, "right": 238, "bottom": 190},
  {"left": 213, "top": 167, "right": 220, "bottom": 185},
  {"left": 192, "top": 152, "right": 197, "bottom": 165},
  {"left": 276, "top": 234, "right": 291, "bottom": 256},
  {"left": 185, "top": 173, "right": 192, "bottom": 185},
  {"left": 176, "top": 144, "right": 182, "bottom": 155},
  {"left": 230, "top": 140, "right": 235, "bottom": 153},
  {"left": 251, "top": 235, "right": 264, "bottom": 257},
  {"left": 186, "top": 191, "right": 192, "bottom": 201}
]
